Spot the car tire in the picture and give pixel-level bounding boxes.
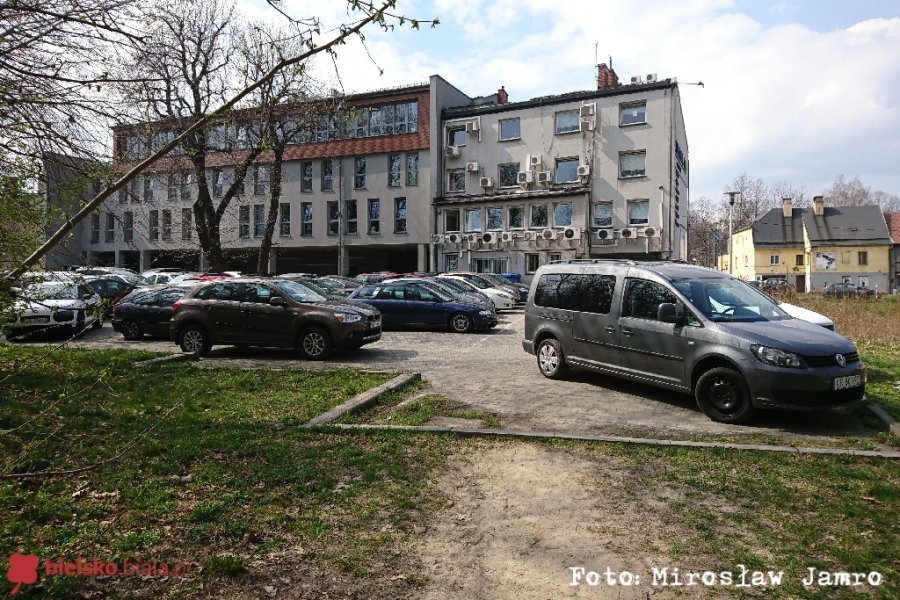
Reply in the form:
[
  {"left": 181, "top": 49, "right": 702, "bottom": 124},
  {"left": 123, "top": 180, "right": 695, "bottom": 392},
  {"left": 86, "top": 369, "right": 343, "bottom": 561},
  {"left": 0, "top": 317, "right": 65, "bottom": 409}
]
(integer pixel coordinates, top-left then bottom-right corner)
[
  {"left": 179, "top": 324, "right": 211, "bottom": 356},
  {"left": 298, "top": 326, "right": 333, "bottom": 360},
  {"left": 449, "top": 312, "right": 473, "bottom": 333},
  {"left": 695, "top": 367, "right": 756, "bottom": 424},
  {"left": 121, "top": 320, "right": 143, "bottom": 341},
  {"left": 536, "top": 337, "right": 568, "bottom": 379},
  {"left": 92, "top": 314, "right": 103, "bottom": 329}
]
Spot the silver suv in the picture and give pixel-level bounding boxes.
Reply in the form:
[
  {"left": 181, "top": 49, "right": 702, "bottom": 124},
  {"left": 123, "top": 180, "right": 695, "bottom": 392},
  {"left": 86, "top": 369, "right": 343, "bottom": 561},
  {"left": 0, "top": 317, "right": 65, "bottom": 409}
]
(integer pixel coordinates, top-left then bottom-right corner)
[{"left": 522, "top": 260, "right": 865, "bottom": 424}]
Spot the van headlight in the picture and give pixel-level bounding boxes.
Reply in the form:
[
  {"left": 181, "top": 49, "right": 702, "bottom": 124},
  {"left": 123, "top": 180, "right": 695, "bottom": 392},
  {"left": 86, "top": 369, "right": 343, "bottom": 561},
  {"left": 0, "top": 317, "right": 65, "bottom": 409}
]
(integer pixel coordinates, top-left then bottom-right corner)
[
  {"left": 751, "top": 345, "right": 803, "bottom": 368},
  {"left": 334, "top": 312, "right": 362, "bottom": 323}
]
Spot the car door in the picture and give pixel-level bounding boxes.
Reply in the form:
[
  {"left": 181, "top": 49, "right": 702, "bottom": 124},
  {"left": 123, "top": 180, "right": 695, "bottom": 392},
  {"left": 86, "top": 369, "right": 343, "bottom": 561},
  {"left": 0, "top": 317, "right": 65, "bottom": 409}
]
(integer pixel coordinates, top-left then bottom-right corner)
[
  {"left": 568, "top": 273, "right": 622, "bottom": 369},
  {"left": 404, "top": 285, "right": 447, "bottom": 325},
  {"left": 196, "top": 282, "right": 244, "bottom": 341},
  {"left": 616, "top": 277, "right": 694, "bottom": 388},
  {"left": 372, "top": 285, "right": 406, "bottom": 326},
  {"left": 143, "top": 289, "right": 184, "bottom": 336},
  {"left": 239, "top": 282, "right": 291, "bottom": 346}
]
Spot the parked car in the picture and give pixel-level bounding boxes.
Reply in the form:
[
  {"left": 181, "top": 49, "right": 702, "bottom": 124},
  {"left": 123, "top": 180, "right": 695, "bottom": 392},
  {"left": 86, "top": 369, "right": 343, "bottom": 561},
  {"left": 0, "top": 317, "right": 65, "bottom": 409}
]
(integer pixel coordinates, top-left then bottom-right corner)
[
  {"left": 428, "top": 276, "right": 494, "bottom": 307},
  {"left": 481, "top": 272, "right": 529, "bottom": 300},
  {"left": 137, "top": 271, "right": 190, "bottom": 286},
  {"left": 86, "top": 275, "right": 138, "bottom": 316},
  {"left": 112, "top": 286, "right": 188, "bottom": 340},
  {"left": 760, "top": 278, "right": 789, "bottom": 292},
  {"left": 354, "top": 272, "right": 400, "bottom": 285},
  {"left": 313, "top": 276, "right": 361, "bottom": 297},
  {"left": 448, "top": 272, "right": 521, "bottom": 301},
  {"left": 349, "top": 281, "right": 497, "bottom": 333},
  {"left": 5, "top": 281, "right": 102, "bottom": 339},
  {"left": 823, "top": 282, "right": 875, "bottom": 298},
  {"left": 437, "top": 275, "right": 516, "bottom": 310},
  {"left": 523, "top": 260, "right": 865, "bottom": 424},
  {"left": 169, "top": 278, "right": 382, "bottom": 358},
  {"left": 385, "top": 277, "right": 493, "bottom": 308}
]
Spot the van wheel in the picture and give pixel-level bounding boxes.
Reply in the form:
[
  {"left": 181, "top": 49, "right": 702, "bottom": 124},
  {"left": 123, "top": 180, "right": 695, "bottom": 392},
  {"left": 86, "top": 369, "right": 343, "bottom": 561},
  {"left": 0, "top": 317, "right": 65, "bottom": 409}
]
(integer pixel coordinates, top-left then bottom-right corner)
[
  {"left": 536, "top": 337, "right": 568, "bottom": 379},
  {"left": 179, "top": 325, "right": 211, "bottom": 356},
  {"left": 695, "top": 367, "right": 756, "bottom": 424},
  {"left": 449, "top": 312, "right": 473, "bottom": 333},
  {"left": 298, "top": 326, "right": 332, "bottom": 360}
]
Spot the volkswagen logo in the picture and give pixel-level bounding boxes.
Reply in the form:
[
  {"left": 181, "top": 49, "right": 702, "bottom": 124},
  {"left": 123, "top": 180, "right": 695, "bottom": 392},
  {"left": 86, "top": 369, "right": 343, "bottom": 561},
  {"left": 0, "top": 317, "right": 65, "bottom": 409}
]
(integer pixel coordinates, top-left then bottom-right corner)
[{"left": 835, "top": 353, "right": 846, "bottom": 367}]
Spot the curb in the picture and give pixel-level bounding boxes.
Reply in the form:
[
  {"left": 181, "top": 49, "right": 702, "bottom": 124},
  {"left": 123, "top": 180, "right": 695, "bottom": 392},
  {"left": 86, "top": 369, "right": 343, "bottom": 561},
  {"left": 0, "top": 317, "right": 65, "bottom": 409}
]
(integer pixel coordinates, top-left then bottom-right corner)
[
  {"left": 304, "top": 372, "right": 421, "bottom": 427},
  {"left": 331, "top": 423, "right": 900, "bottom": 459},
  {"left": 867, "top": 403, "right": 900, "bottom": 437},
  {"left": 133, "top": 353, "right": 199, "bottom": 367}
]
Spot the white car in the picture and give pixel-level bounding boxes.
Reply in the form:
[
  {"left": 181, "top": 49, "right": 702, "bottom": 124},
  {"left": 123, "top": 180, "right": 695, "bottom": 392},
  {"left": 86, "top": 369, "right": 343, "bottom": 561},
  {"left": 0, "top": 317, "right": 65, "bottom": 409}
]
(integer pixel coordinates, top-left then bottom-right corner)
[
  {"left": 5, "top": 281, "right": 102, "bottom": 339},
  {"left": 439, "top": 275, "right": 515, "bottom": 310},
  {"left": 778, "top": 302, "right": 835, "bottom": 331}
]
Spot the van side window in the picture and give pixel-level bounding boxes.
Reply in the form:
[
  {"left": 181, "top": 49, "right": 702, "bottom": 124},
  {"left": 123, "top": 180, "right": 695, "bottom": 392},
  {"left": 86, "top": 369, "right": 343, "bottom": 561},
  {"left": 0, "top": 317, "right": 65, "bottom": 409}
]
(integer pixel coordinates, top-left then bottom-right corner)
[
  {"left": 535, "top": 274, "right": 616, "bottom": 313},
  {"left": 623, "top": 279, "right": 676, "bottom": 320}
]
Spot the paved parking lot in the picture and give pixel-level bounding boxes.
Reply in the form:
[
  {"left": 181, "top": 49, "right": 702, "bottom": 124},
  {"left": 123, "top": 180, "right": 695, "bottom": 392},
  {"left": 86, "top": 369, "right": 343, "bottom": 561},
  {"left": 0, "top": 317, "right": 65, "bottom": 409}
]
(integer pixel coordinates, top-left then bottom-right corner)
[{"left": 54, "top": 309, "right": 877, "bottom": 444}]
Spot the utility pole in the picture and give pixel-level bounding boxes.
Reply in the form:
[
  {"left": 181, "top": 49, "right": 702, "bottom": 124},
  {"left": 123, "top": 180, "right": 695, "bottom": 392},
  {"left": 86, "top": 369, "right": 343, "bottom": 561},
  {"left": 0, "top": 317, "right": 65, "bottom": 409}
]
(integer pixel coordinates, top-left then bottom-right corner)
[{"left": 725, "top": 191, "right": 739, "bottom": 274}]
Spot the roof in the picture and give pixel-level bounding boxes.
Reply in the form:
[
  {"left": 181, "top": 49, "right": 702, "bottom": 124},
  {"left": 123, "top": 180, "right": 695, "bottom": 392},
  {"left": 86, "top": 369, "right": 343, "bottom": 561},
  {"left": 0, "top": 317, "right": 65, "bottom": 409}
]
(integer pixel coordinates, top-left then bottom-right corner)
[
  {"left": 750, "top": 205, "right": 891, "bottom": 247},
  {"left": 884, "top": 212, "right": 900, "bottom": 244}
]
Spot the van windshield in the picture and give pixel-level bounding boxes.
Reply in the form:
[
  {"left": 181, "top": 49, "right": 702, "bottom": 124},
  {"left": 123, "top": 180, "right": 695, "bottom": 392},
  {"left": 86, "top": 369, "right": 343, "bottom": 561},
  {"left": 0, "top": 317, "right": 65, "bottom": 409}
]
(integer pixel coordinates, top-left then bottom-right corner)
[{"left": 671, "top": 277, "right": 789, "bottom": 322}]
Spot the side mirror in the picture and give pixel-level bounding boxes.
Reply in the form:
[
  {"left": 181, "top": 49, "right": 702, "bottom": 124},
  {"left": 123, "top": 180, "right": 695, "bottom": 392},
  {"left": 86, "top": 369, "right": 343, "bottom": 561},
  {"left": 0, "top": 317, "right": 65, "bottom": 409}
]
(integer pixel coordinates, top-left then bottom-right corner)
[
  {"left": 658, "top": 302, "right": 684, "bottom": 324},
  {"left": 269, "top": 296, "right": 285, "bottom": 306}
]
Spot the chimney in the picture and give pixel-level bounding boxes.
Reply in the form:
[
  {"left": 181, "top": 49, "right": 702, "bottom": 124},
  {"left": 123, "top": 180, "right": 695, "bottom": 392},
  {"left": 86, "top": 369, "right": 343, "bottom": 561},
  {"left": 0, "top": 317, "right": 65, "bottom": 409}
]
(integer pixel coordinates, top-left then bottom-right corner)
[
  {"left": 813, "top": 195, "right": 825, "bottom": 216},
  {"left": 782, "top": 197, "right": 793, "bottom": 218},
  {"left": 596, "top": 63, "right": 619, "bottom": 90},
  {"left": 497, "top": 86, "right": 508, "bottom": 105}
]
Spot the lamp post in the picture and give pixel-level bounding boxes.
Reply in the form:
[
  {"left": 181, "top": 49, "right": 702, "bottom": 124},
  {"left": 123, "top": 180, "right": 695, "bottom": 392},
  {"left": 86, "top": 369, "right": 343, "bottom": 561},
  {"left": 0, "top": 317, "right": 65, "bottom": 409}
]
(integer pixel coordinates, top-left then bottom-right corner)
[{"left": 725, "top": 191, "right": 739, "bottom": 274}]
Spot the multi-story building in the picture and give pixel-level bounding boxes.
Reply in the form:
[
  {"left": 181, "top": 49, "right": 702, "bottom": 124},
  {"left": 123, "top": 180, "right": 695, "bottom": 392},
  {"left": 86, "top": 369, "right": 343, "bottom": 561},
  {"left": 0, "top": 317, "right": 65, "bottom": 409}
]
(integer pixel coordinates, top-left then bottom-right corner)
[
  {"left": 431, "top": 65, "right": 688, "bottom": 278},
  {"left": 724, "top": 197, "right": 892, "bottom": 291}
]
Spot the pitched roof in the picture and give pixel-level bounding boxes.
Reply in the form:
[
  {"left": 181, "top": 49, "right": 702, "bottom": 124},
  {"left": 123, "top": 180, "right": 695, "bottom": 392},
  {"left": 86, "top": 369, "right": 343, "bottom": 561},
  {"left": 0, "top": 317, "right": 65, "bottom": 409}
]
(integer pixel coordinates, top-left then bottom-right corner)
[
  {"left": 751, "top": 205, "right": 891, "bottom": 247},
  {"left": 884, "top": 212, "right": 900, "bottom": 244},
  {"left": 751, "top": 207, "right": 805, "bottom": 246}
]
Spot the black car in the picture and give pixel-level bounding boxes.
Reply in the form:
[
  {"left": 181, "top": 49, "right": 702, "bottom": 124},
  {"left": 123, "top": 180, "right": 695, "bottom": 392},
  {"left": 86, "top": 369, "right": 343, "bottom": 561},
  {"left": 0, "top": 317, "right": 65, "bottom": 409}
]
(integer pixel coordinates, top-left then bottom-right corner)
[
  {"left": 112, "top": 286, "right": 187, "bottom": 340},
  {"left": 87, "top": 276, "right": 138, "bottom": 316}
]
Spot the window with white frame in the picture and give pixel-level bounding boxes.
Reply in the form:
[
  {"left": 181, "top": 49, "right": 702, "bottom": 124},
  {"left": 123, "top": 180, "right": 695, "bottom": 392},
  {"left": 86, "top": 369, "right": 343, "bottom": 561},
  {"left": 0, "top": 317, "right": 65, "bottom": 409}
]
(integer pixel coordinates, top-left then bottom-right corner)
[
  {"left": 143, "top": 176, "right": 154, "bottom": 202},
  {"left": 105, "top": 213, "right": 115, "bottom": 243},
  {"left": 346, "top": 199, "right": 358, "bottom": 234},
  {"left": 394, "top": 197, "right": 407, "bottom": 233},
  {"left": 555, "top": 158, "right": 579, "bottom": 183},
  {"left": 530, "top": 204, "right": 548, "bottom": 228},
  {"left": 406, "top": 152, "right": 419, "bottom": 186},
  {"left": 321, "top": 159, "right": 333, "bottom": 191},
  {"left": 487, "top": 207, "right": 503, "bottom": 230},
  {"left": 181, "top": 208, "right": 192, "bottom": 240},
  {"left": 498, "top": 163, "right": 519, "bottom": 188},
  {"left": 620, "top": 151, "right": 646, "bottom": 178},
  {"left": 162, "top": 209, "right": 172, "bottom": 241},
  {"left": 327, "top": 201, "right": 339, "bottom": 235},
  {"left": 180, "top": 172, "right": 193, "bottom": 202},
  {"left": 593, "top": 203, "right": 613, "bottom": 228},
  {"left": 465, "top": 208, "right": 482, "bottom": 232},
  {"left": 301, "top": 161, "right": 313, "bottom": 192},
  {"left": 279, "top": 203, "right": 291, "bottom": 236},
  {"left": 354, "top": 157, "right": 366, "bottom": 189},
  {"left": 90, "top": 213, "right": 100, "bottom": 244},
  {"left": 300, "top": 202, "right": 312, "bottom": 236},
  {"left": 167, "top": 173, "right": 179, "bottom": 202},
  {"left": 149, "top": 210, "right": 159, "bottom": 241},
  {"left": 447, "top": 126, "right": 466, "bottom": 147},
  {"left": 509, "top": 206, "right": 524, "bottom": 229},
  {"left": 627, "top": 199, "right": 649, "bottom": 225},
  {"left": 448, "top": 169, "right": 465, "bottom": 193},
  {"left": 253, "top": 204, "right": 265, "bottom": 237},
  {"left": 555, "top": 109, "right": 579, "bottom": 134},
  {"left": 253, "top": 165, "right": 269, "bottom": 195},
  {"left": 526, "top": 253, "right": 540, "bottom": 274},
  {"left": 770, "top": 255, "right": 780, "bottom": 265},
  {"left": 619, "top": 101, "right": 647, "bottom": 126},
  {"left": 239, "top": 206, "right": 250, "bottom": 238},
  {"left": 368, "top": 199, "right": 380, "bottom": 234},
  {"left": 445, "top": 209, "right": 460, "bottom": 232},
  {"left": 499, "top": 118, "right": 520, "bottom": 141},
  {"left": 123, "top": 211, "right": 133, "bottom": 242},
  {"left": 211, "top": 168, "right": 224, "bottom": 197},
  {"left": 553, "top": 202, "right": 572, "bottom": 227},
  {"left": 388, "top": 154, "right": 401, "bottom": 187}
]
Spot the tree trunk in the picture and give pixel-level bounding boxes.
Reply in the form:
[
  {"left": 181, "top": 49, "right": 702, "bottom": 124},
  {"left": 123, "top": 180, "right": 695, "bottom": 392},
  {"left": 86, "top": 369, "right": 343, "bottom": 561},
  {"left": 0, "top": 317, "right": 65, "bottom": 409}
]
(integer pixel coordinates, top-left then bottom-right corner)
[{"left": 257, "top": 146, "right": 285, "bottom": 275}]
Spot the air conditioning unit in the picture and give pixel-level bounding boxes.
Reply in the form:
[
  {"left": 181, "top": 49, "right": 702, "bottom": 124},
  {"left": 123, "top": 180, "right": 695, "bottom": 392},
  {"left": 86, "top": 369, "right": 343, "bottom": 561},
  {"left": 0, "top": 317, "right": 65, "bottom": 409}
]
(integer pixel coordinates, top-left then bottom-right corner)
[
  {"left": 630, "top": 75, "right": 641, "bottom": 84},
  {"left": 517, "top": 171, "right": 533, "bottom": 185},
  {"left": 620, "top": 227, "right": 635, "bottom": 239},
  {"left": 595, "top": 237, "right": 617, "bottom": 246},
  {"left": 481, "top": 232, "right": 498, "bottom": 244},
  {"left": 580, "top": 103, "right": 596, "bottom": 117},
  {"left": 537, "top": 170, "right": 552, "bottom": 185},
  {"left": 466, "top": 161, "right": 480, "bottom": 173},
  {"left": 577, "top": 164, "right": 590, "bottom": 178},
  {"left": 512, "top": 231, "right": 524, "bottom": 238},
  {"left": 580, "top": 120, "right": 595, "bottom": 132},
  {"left": 540, "top": 228, "right": 556, "bottom": 240},
  {"left": 643, "top": 226, "right": 660, "bottom": 237},
  {"left": 523, "top": 231, "right": 536, "bottom": 241},
  {"left": 596, "top": 228, "right": 613, "bottom": 240},
  {"left": 444, "top": 146, "right": 460, "bottom": 158},
  {"left": 431, "top": 234, "right": 443, "bottom": 244},
  {"left": 465, "top": 120, "right": 479, "bottom": 133},
  {"left": 562, "top": 227, "right": 581, "bottom": 240},
  {"left": 529, "top": 154, "right": 543, "bottom": 168},
  {"left": 500, "top": 231, "right": 513, "bottom": 242},
  {"left": 645, "top": 73, "right": 658, "bottom": 83},
  {"left": 466, "top": 233, "right": 478, "bottom": 243},
  {"left": 479, "top": 176, "right": 494, "bottom": 188},
  {"left": 447, "top": 233, "right": 461, "bottom": 243}
]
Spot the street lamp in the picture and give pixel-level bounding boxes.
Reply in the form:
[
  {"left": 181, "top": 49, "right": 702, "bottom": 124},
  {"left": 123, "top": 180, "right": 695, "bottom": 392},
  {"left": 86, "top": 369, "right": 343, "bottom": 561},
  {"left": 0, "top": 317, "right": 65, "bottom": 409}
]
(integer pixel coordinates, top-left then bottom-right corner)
[{"left": 724, "top": 191, "right": 739, "bottom": 274}]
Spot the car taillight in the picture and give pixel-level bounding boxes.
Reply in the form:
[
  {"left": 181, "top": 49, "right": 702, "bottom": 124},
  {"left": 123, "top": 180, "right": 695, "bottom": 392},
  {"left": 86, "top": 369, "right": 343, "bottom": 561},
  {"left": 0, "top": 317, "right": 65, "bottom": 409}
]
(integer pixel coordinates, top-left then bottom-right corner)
[
  {"left": 171, "top": 301, "right": 181, "bottom": 313},
  {"left": 112, "top": 304, "right": 118, "bottom": 317}
]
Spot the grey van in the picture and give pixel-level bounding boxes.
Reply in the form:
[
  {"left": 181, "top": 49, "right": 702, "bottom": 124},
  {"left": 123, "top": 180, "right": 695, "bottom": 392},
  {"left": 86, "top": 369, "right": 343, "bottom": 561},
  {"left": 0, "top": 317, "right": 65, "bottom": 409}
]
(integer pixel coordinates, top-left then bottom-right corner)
[{"left": 522, "top": 260, "right": 865, "bottom": 424}]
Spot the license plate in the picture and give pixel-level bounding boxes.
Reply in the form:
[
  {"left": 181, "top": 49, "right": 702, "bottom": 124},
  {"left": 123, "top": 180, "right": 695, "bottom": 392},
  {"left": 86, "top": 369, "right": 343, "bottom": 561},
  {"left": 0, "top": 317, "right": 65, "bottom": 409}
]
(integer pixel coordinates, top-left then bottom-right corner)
[
  {"left": 23, "top": 316, "right": 49, "bottom": 324},
  {"left": 833, "top": 374, "right": 861, "bottom": 390}
]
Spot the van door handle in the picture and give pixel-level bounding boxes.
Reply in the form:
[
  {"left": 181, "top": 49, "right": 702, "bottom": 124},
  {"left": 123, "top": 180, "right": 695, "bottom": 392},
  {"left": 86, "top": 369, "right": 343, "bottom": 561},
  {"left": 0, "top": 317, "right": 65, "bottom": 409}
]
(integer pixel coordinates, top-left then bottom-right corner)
[
  {"left": 621, "top": 327, "right": 634, "bottom": 336},
  {"left": 605, "top": 326, "right": 615, "bottom": 333}
]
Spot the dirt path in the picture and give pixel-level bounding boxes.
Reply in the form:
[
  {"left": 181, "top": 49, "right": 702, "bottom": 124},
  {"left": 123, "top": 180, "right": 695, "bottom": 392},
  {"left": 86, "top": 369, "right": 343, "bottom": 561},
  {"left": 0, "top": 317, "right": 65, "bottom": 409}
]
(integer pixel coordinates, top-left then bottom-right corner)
[{"left": 416, "top": 441, "right": 725, "bottom": 600}]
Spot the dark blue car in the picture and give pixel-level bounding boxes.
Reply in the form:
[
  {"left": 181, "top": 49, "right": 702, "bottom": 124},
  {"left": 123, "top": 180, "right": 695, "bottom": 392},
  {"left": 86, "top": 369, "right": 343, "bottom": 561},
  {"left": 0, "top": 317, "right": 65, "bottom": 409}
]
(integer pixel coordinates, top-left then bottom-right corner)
[{"left": 349, "top": 281, "right": 497, "bottom": 333}]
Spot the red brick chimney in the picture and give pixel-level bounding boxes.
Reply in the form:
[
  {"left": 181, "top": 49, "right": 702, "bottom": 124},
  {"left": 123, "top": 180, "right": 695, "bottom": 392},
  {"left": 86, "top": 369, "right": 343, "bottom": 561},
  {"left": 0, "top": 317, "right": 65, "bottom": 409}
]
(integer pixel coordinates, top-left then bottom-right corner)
[
  {"left": 497, "top": 86, "right": 508, "bottom": 105},
  {"left": 596, "top": 63, "right": 619, "bottom": 89}
]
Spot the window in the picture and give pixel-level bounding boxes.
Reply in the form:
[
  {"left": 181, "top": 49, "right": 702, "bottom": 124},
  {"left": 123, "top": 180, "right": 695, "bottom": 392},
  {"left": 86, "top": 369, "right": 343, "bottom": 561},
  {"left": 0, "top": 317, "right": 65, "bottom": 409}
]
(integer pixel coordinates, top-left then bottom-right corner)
[
  {"left": 620, "top": 151, "right": 646, "bottom": 178},
  {"left": 161, "top": 209, "right": 172, "bottom": 241},
  {"left": 593, "top": 203, "right": 613, "bottom": 228},
  {"left": 321, "top": 159, "right": 333, "bottom": 191},
  {"left": 530, "top": 204, "right": 548, "bottom": 228},
  {"left": 90, "top": 213, "right": 100, "bottom": 244},
  {"left": 628, "top": 200, "right": 649, "bottom": 226},
  {"left": 499, "top": 118, "right": 520, "bottom": 141},
  {"left": 465, "top": 208, "right": 482, "bottom": 232},
  {"left": 549, "top": 253, "right": 562, "bottom": 263},
  {"left": 858, "top": 251, "right": 868, "bottom": 265},
  {"left": 394, "top": 197, "right": 407, "bottom": 233},
  {"left": 279, "top": 203, "right": 291, "bottom": 236},
  {"left": 167, "top": 173, "right": 179, "bottom": 202},
  {"left": 143, "top": 176, "right": 154, "bottom": 202},
  {"left": 301, "top": 161, "right": 313, "bottom": 192},
  {"left": 253, "top": 165, "right": 269, "bottom": 195},
  {"left": 448, "top": 169, "right": 465, "bottom": 193},
  {"left": 181, "top": 208, "right": 192, "bottom": 240},
  {"left": 406, "top": 152, "right": 419, "bottom": 186},
  {"left": 388, "top": 154, "right": 401, "bottom": 187},
  {"left": 555, "top": 109, "right": 579, "bottom": 134},
  {"left": 368, "top": 199, "right": 380, "bottom": 234},
  {"left": 149, "top": 210, "right": 159, "bottom": 241},
  {"left": 555, "top": 158, "right": 579, "bottom": 183},
  {"left": 535, "top": 274, "right": 617, "bottom": 313},
  {"left": 253, "top": 204, "right": 265, "bottom": 237},
  {"left": 354, "top": 157, "right": 366, "bottom": 189},
  {"left": 526, "top": 253, "right": 540, "bottom": 274},
  {"left": 447, "top": 126, "right": 466, "bottom": 147},
  {"left": 473, "top": 258, "right": 509, "bottom": 274},
  {"left": 349, "top": 101, "right": 418, "bottom": 138},
  {"left": 553, "top": 202, "right": 572, "bottom": 227},
  {"left": 346, "top": 199, "right": 358, "bottom": 234},
  {"left": 105, "top": 213, "right": 115, "bottom": 243},
  {"left": 244, "top": 283, "right": 278, "bottom": 304},
  {"left": 180, "top": 172, "right": 193, "bottom": 202},
  {"left": 796, "top": 254, "right": 804, "bottom": 266},
  {"left": 128, "top": 178, "right": 140, "bottom": 203},
  {"left": 744, "top": 256, "right": 749, "bottom": 267},
  {"left": 444, "top": 254, "right": 460, "bottom": 272},
  {"left": 498, "top": 163, "right": 519, "bottom": 188},
  {"left": 211, "top": 169, "right": 224, "bottom": 197},
  {"left": 622, "top": 279, "right": 677, "bottom": 320},
  {"left": 327, "top": 201, "right": 339, "bottom": 235},
  {"left": 620, "top": 102, "right": 647, "bottom": 126},
  {"left": 509, "top": 206, "right": 524, "bottom": 229},
  {"left": 770, "top": 255, "right": 780, "bottom": 265},
  {"left": 487, "top": 207, "right": 503, "bottom": 230},
  {"left": 445, "top": 210, "right": 460, "bottom": 232},
  {"left": 301, "top": 202, "right": 312, "bottom": 236},
  {"left": 239, "top": 206, "right": 250, "bottom": 238},
  {"left": 123, "top": 211, "right": 134, "bottom": 242}
]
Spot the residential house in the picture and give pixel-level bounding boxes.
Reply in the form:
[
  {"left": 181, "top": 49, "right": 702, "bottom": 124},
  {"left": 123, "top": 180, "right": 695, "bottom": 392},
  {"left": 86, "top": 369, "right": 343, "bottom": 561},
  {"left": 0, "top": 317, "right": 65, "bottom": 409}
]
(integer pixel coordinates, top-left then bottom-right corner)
[{"left": 884, "top": 212, "right": 900, "bottom": 293}]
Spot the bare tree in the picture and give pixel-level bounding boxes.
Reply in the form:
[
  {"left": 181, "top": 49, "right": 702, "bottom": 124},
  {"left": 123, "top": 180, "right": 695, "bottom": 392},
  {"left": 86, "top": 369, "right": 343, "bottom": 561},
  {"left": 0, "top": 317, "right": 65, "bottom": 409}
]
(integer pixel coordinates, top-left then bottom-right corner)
[{"left": 825, "top": 175, "right": 900, "bottom": 211}]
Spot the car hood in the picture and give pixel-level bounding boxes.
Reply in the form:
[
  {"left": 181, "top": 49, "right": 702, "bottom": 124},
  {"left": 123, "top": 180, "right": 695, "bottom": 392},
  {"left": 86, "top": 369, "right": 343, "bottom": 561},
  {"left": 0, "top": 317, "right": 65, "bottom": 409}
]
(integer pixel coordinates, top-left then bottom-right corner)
[
  {"left": 778, "top": 302, "right": 834, "bottom": 327},
  {"left": 314, "top": 299, "right": 380, "bottom": 317},
  {"left": 715, "top": 319, "right": 855, "bottom": 355},
  {"left": 14, "top": 298, "right": 87, "bottom": 313},
  {"left": 457, "top": 292, "right": 491, "bottom": 306}
]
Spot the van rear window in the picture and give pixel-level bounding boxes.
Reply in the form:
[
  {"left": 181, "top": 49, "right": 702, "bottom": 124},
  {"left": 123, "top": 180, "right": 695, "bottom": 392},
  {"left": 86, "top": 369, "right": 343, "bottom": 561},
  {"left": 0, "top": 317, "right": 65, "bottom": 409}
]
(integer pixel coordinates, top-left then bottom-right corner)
[{"left": 534, "top": 274, "right": 616, "bottom": 313}]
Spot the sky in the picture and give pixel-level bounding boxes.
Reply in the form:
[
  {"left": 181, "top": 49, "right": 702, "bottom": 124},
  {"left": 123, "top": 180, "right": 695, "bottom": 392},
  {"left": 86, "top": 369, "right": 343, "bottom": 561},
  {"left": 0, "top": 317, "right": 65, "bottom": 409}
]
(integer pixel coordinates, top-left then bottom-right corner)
[{"left": 238, "top": 0, "right": 900, "bottom": 204}]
